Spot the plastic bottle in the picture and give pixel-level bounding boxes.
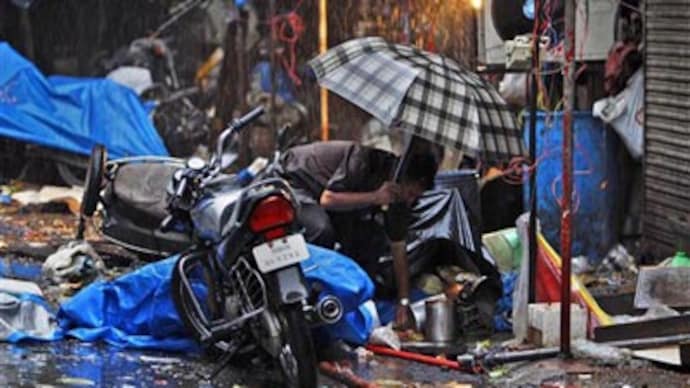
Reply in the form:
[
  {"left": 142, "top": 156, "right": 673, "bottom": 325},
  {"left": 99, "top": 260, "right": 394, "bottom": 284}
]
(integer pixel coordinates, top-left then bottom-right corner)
[
  {"left": 235, "top": 157, "right": 268, "bottom": 187},
  {"left": 670, "top": 251, "right": 690, "bottom": 267}
]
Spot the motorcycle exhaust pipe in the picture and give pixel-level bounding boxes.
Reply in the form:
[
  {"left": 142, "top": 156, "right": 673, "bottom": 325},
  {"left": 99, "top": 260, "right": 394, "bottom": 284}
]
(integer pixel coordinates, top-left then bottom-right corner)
[{"left": 315, "top": 295, "right": 343, "bottom": 325}]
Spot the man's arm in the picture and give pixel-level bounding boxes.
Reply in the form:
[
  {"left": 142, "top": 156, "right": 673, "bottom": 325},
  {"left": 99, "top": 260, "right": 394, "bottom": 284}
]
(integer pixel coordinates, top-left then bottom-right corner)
[
  {"left": 320, "top": 182, "right": 398, "bottom": 211},
  {"left": 391, "top": 240, "right": 410, "bottom": 301},
  {"left": 391, "top": 240, "right": 412, "bottom": 329}
]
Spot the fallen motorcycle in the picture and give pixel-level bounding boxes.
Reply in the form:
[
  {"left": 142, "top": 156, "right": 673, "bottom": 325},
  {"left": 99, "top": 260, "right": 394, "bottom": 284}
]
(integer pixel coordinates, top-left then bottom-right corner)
[{"left": 79, "top": 107, "right": 341, "bottom": 387}]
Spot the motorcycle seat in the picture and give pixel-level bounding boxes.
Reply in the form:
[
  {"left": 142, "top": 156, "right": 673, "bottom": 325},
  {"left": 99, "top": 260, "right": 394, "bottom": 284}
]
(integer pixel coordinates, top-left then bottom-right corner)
[{"left": 109, "top": 162, "right": 178, "bottom": 227}]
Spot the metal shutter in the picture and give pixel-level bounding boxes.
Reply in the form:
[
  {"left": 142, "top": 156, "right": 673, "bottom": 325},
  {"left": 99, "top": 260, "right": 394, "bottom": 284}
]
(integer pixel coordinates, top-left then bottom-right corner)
[{"left": 643, "top": 0, "right": 690, "bottom": 256}]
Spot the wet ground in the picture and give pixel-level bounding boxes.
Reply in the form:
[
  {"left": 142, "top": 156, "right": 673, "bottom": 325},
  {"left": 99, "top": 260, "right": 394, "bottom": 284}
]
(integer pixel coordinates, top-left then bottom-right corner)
[
  {"left": 2, "top": 207, "right": 690, "bottom": 387},
  {"left": 0, "top": 340, "right": 486, "bottom": 387},
  {"left": 489, "top": 357, "right": 690, "bottom": 388},
  {"left": 2, "top": 338, "right": 689, "bottom": 387},
  {"left": 0, "top": 207, "right": 486, "bottom": 387}
]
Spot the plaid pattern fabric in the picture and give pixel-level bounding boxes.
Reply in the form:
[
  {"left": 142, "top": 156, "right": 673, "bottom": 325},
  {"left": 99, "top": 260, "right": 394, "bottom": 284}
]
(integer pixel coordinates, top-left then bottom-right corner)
[{"left": 309, "top": 37, "right": 526, "bottom": 164}]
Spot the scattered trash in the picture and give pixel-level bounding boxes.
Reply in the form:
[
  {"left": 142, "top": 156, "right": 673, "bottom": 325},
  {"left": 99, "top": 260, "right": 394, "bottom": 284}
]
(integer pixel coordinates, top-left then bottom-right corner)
[
  {"left": 374, "top": 379, "right": 406, "bottom": 387},
  {"left": 669, "top": 251, "right": 690, "bottom": 268},
  {"left": 415, "top": 273, "right": 445, "bottom": 295},
  {"left": 42, "top": 241, "right": 105, "bottom": 285},
  {"left": 641, "top": 303, "right": 680, "bottom": 320},
  {"left": 56, "top": 377, "right": 96, "bottom": 386},
  {"left": 572, "top": 255, "right": 594, "bottom": 275},
  {"left": 635, "top": 267, "right": 690, "bottom": 309},
  {"left": 0, "top": 194, "right": 11, "bottom": 205},
  {"left": 572, "top": 339, "right": 632, "bottom": 366},
  {"left": 442, "top": 384, "right": 473, "bottom": 388},
  {"left": 319, "top": 360, "right": 374, "bottom": 387},
  {"left": 0, "top": 291, "right": 57, "bottom": 342},
  {"left": 593, "top": 69, "right": 644, "bottom": 160},
  {"left": 369, "top": 324, "right": 401, "bottom": 351},
  {"left": 0, "top": 278, "right": 43, "bottom": 296},
  {"left": 482, "top": 227, "right": 522, "bottom": 273},
  {"left": 600, "top": 244, "right": 638, "bottom": 275},
  {"left": 139, "top": 355, "right": 182, "bottom": 364},
  {"left": 10, "top": 186, "right": 84, "bottom": 215},
  {"left": 354, "top": 346, "right": 374, "bottom": 363},
  {"left": 473, "top": 339, "right": 492, "bottom": 354},
  {"left": 488, "top": 366, "right": 508, "bottom": 379}
]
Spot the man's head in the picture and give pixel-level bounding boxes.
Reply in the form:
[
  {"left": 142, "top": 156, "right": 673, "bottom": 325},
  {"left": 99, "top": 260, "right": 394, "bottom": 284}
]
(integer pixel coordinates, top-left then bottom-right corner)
[
  {"left": 399, "top": 152, "right": 438, "bottom": 204},
  {"left": 249, "top": 123, "right": 276, "bottom": 158}
]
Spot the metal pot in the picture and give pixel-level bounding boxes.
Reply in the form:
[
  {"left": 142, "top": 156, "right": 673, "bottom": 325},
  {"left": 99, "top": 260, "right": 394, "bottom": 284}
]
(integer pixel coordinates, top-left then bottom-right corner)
[
  {"left": 424, "top": 295, "right": 457, "bottom": 342},
  {"left": 410, "top": 299, "right": 427, "bottom": 332}
]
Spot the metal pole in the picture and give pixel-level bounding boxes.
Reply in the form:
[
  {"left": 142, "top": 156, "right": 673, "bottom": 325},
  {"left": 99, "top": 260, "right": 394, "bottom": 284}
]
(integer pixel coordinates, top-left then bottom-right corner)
[
  {"left": 528, "top": 0, "right": 541, "bottom": 304},
  {"left": 319, "top": 0, "right": 329, "bottom": 141},
  {"left": 560, "top": 0, "right": 576, "bottom": 358},
  {"left": 269, "top": 0, "right": 277, "bottom": 137}
]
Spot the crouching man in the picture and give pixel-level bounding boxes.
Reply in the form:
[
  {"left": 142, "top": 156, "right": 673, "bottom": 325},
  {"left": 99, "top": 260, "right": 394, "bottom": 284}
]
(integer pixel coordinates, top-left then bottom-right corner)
[{"left": 275, "top": 141, "right": 438, "bottom": 328}]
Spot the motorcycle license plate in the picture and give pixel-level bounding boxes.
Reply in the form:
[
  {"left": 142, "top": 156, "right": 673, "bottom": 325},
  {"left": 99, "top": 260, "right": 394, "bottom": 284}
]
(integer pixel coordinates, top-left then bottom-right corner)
[{"left": 252, "top": 234, "right": 309, "bottom": 273}]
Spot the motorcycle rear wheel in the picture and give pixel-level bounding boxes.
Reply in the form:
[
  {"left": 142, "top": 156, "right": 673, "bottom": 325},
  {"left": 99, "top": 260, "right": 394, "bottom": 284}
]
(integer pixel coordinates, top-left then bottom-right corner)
[{"left": 276, "top": 304, "right": 318, "bottom": 388}]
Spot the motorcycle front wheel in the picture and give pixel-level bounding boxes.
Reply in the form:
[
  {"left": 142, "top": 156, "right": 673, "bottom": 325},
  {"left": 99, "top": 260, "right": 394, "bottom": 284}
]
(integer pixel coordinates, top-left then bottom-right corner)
[{"left": 276, "top": 303, "right": 318, "bottom": 388}]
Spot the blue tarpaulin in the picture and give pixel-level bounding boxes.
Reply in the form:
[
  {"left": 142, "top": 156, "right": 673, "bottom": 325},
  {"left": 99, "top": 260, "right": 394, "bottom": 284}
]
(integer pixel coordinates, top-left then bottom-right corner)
[
  {"left": 53, "top": 244, "right": 375, "bottom": 352},
  {"left": 0, "top": 42, "right": 168, "bottom": 158}
]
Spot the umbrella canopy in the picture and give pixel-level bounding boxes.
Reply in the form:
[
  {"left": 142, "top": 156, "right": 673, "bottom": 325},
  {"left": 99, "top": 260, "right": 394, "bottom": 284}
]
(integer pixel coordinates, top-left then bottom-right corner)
[{"left": 308, "top": 37, "right": 526, "bottom": 164}]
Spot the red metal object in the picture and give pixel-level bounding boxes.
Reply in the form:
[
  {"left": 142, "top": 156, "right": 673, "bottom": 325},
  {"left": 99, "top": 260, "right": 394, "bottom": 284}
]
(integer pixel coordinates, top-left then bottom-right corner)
[
  {"left": 365, "top": 345, "right": 481, "bottom": 373},
  {"left": 561, "top": 0, "right": 576, "bottom": 357}
]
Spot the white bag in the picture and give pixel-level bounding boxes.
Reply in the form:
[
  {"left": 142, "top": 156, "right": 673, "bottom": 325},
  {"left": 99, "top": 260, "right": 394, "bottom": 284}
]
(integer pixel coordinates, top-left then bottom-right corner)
[{"left": 593, "top": 69, "right": 644, "bottom": 160}]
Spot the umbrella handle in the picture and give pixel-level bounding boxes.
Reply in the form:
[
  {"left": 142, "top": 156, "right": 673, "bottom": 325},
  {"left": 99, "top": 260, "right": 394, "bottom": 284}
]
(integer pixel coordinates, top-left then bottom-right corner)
[{"left": 393, "top": 134, "right": 414, "bottom": 183}]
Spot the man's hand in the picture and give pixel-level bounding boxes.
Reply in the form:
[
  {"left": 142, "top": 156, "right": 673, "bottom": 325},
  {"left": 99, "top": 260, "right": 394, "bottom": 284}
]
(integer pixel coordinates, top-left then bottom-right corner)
[
  {"left": 373, "top": 181, "right": 400, "bottom": 206},
  {"left": 394, "top": 304, "right": 413, "bottom": 330}
]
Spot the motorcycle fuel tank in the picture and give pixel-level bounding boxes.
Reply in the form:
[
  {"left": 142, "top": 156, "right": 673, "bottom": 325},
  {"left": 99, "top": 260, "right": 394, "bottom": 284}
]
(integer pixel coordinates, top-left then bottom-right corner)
[{"left": 191, "top": 189, "right": 242, "bottom": 242}]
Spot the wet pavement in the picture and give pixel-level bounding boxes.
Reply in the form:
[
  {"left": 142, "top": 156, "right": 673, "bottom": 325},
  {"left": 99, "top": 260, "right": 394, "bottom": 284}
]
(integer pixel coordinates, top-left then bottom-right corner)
[
  {"left": 0, "top": 208, "right": 486, "bottom": 387},
  {"left": 3, "top": 338, "right": 689, "bottom": 387},
  {"left": 2, "top": 209, "right": 690, "bottom": 387},
  {"left": 0, "top": 340, "right": 485, "bottom": 387}
]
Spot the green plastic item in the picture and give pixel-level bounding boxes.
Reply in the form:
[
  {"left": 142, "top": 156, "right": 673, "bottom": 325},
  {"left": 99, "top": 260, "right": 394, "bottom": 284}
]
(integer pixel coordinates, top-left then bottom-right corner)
[
  {"left": 482, "top": 227, "right": 523, "bottom": 273},
  {"left": 670, "top": 251, "right": 690, "bottom": 267}
]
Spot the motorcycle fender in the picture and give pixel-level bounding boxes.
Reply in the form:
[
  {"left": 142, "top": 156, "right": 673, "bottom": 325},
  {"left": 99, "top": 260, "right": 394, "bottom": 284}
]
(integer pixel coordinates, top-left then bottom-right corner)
[{"left": 270, "top": 265, "right": 308, "bottom": 305}]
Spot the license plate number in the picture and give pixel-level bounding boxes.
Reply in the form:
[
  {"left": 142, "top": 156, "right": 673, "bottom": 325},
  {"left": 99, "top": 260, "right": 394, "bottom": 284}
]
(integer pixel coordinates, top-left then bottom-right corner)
[{"left": 252, "top": 234, "right": 309, "bottom": 273}]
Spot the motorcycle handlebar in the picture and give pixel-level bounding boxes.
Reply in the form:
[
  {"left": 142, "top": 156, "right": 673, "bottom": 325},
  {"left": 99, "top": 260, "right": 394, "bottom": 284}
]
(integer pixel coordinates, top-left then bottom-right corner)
[
  {"left": 214, "top": 106, "right": 265, "bottom": 170},
  {"left": 232, "top": 106, "right": 265, "bottom": 131}
]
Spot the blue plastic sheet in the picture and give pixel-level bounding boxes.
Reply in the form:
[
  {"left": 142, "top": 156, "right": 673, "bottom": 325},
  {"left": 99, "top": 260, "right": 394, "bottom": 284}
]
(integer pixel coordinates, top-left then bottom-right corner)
[
  {"left": 494, "top": 272, "right": 517, "bottom": 332},
  {"left": 57, "top": 256, "right": 199, "bottom": 352},
  {"left": 302, "top": 245, "right": 377, "bottom": 345},
  {"left": 0, "top": 42, "right": 168, "bottom": 158},
  {"left": 55, "top": 244, "right": 375, "bottom": 352}
]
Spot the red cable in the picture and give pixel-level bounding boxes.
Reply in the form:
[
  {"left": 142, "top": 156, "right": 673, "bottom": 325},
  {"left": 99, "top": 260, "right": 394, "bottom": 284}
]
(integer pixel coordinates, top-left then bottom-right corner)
[{"left": 266, "top": 2, "right": 306, "bottom": 87}]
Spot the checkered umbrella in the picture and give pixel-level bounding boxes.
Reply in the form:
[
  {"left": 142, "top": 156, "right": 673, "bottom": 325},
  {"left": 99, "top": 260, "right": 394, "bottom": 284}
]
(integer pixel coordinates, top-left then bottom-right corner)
[{"left": 308, "top": 37, "right": 526, "bottom": 164}]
